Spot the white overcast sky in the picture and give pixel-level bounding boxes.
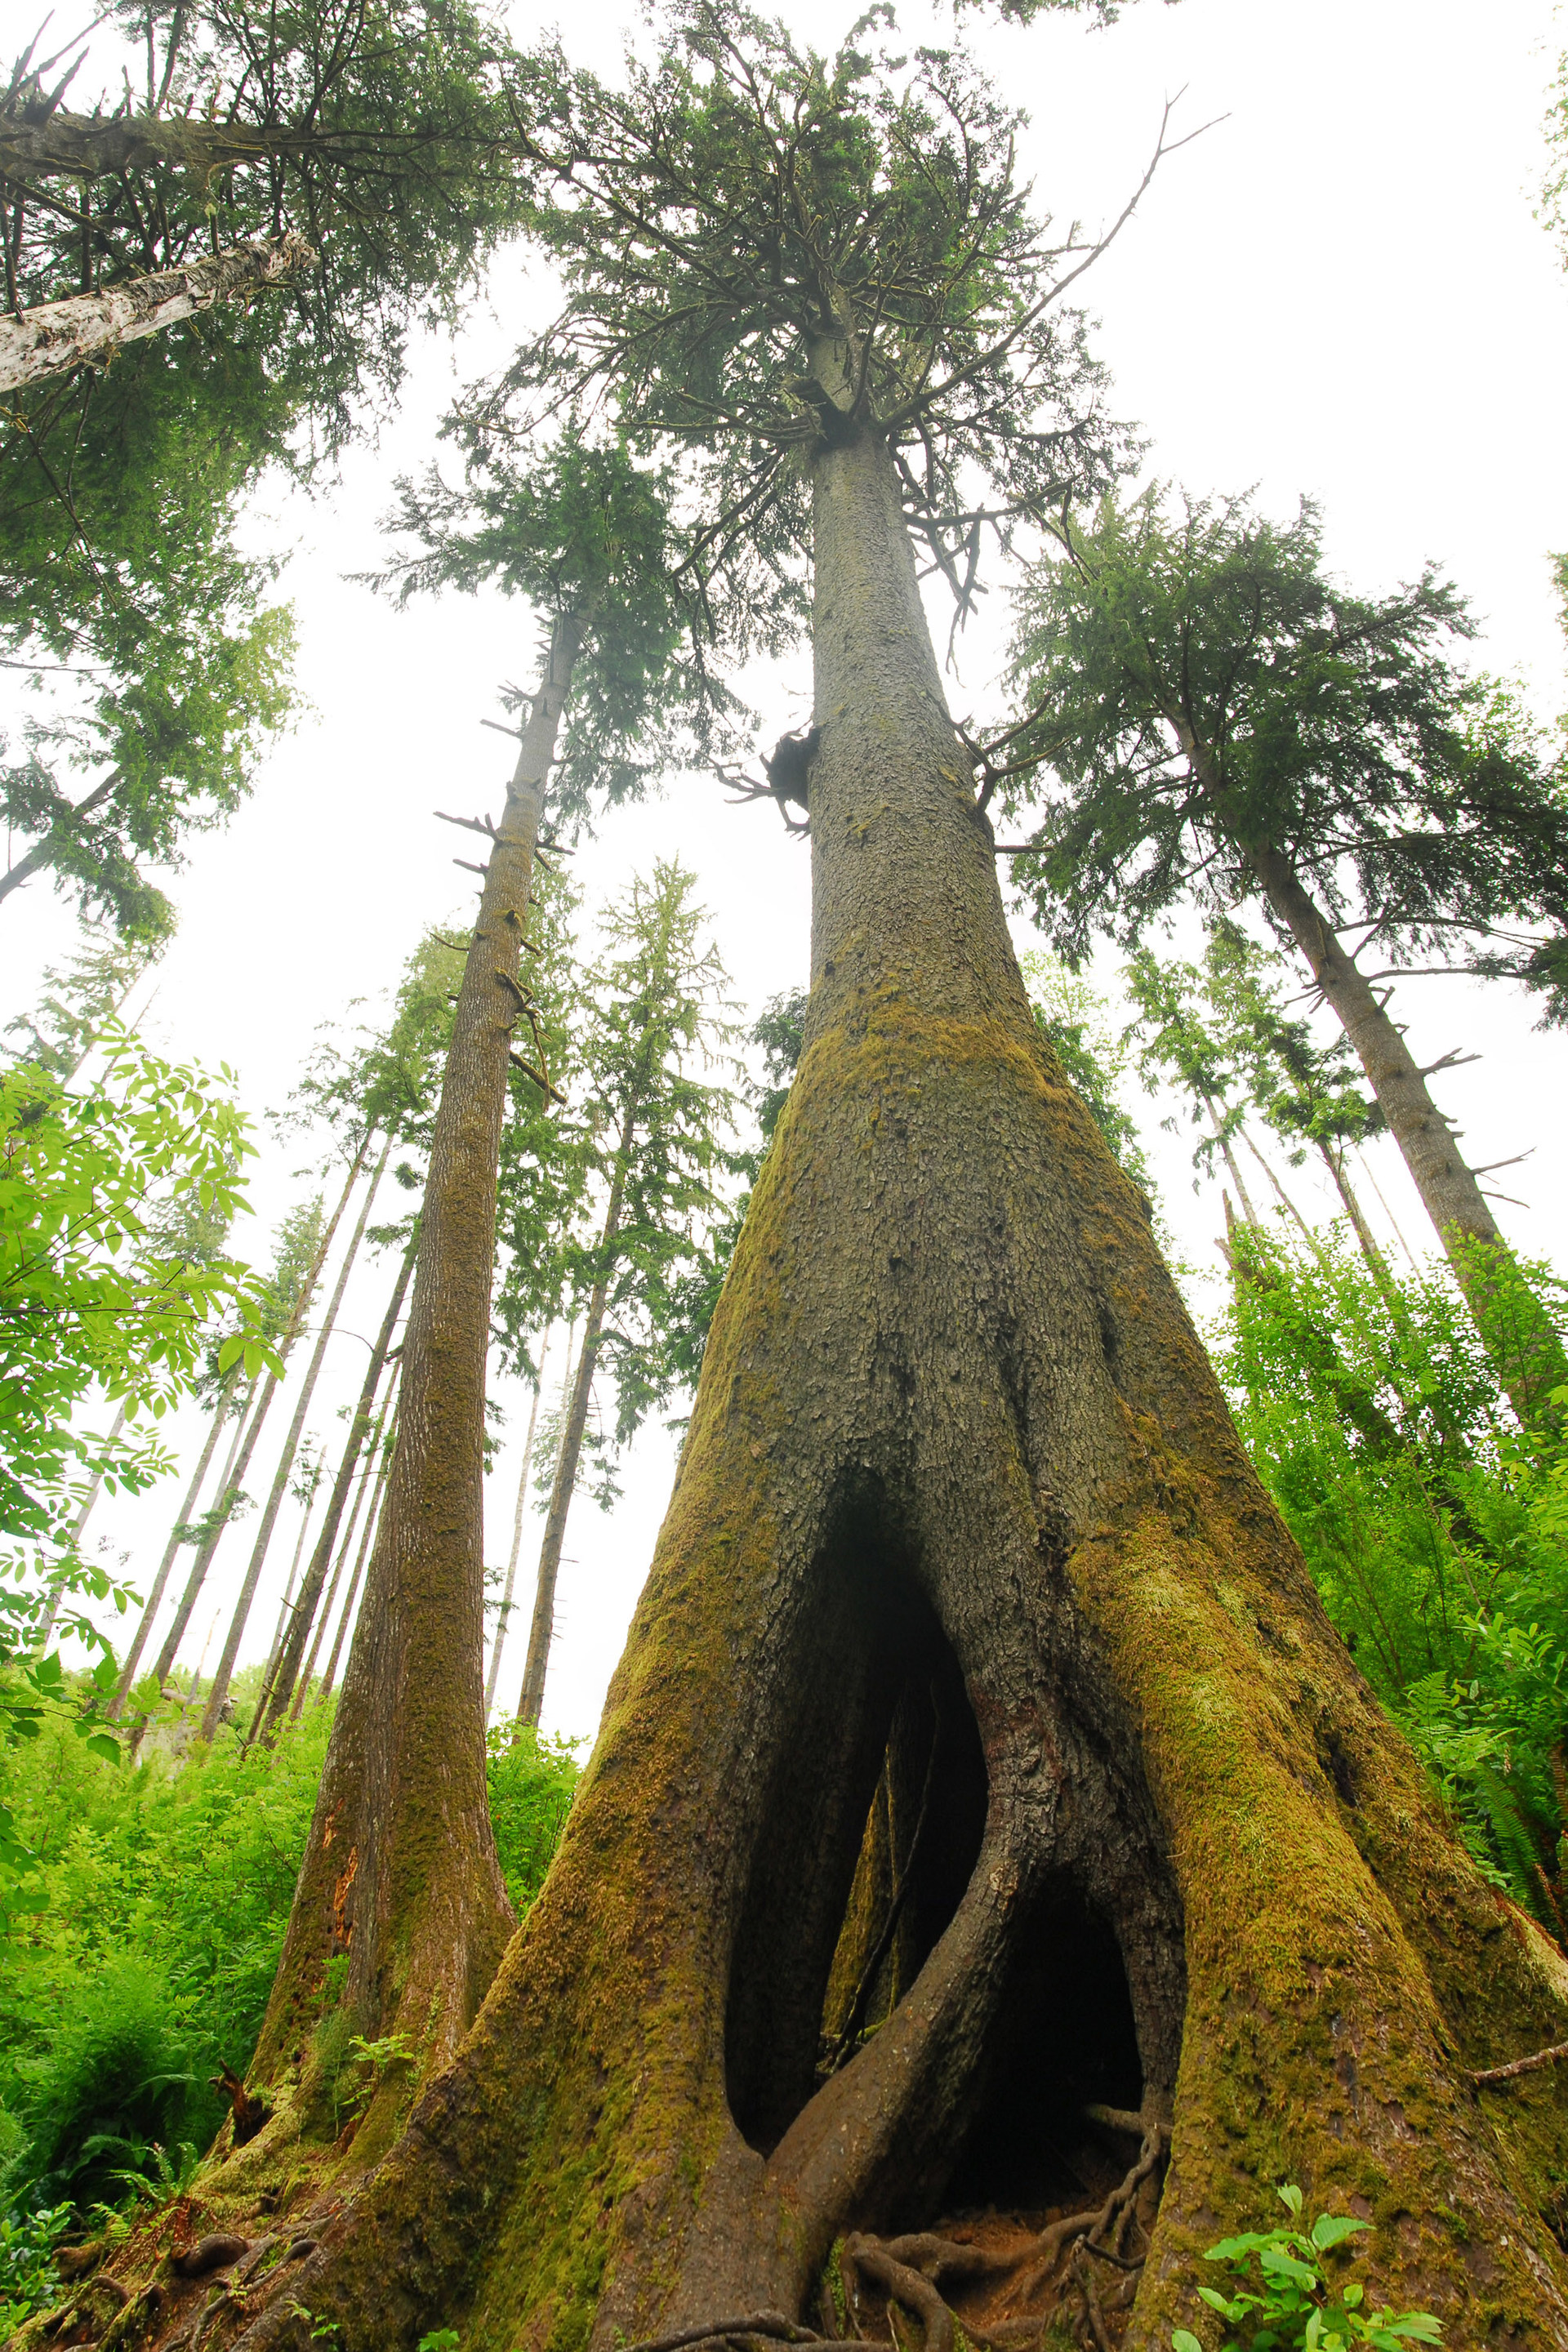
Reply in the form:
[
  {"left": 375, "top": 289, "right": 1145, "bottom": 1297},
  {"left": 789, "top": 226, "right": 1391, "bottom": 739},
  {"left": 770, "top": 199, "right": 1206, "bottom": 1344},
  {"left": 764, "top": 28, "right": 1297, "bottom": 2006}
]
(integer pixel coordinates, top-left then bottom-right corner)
[{"left": 4, "top": 0, "right": 1567, "bottom": 1747}]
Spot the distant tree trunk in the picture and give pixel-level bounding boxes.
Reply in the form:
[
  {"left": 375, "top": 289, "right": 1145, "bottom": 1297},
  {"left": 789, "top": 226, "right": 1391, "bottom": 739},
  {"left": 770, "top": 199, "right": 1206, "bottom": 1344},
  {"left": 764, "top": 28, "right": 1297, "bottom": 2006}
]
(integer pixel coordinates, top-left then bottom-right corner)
[
  {"left": 254, "top": 1231, "right": 418, "bottom": 1739},
  {"left": 199, "top": 1138, "right": 389, "bottom": 1741},
  {"left": 125, "top": 1368, "right": 270, "bottom": 1758},
  {"left": 1245, "top": 842, "right": 1567, "bottom": 1423},
  {"left": 484, "top": 1332, "right": 550, "bottom": 1718},
  {"left": 109, "top": 1364, "right": 242, "bottom": 1717},
  {"left": 265, "top": 1468, "right": 327, "bottom": 1687},
  {"left": 287, "top": 1380, "right": 394, "bottom": 1724},
  {"left": 308, "top": 1382, "right": 400, "bottom": 1714},
  {"left": 518, "top": 1118, "right": 636, "bottom": 1726},
  {"left": 1317, "top": 1141, "right": 1394, "bottom": 1292},
  {"left": 250, "top": 614, "right": 581, "bottom": 2119},
  {"left": 222, "top": 420, "right": 1568, "bottom": 2351},
  {"left": 0, "top": 232, "right": 313, "bottom": 394},
  {"left": 1200, "top": 1090, "right": 1257, "bottom": 1224},
  {"left": 35, "top": 1397, "right": 128, "bottom": 1645}
]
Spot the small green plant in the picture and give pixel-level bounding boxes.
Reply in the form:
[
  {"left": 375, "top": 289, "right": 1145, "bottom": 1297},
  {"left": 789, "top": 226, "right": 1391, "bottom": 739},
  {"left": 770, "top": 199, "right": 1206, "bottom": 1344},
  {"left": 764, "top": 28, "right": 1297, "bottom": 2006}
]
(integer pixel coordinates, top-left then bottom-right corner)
[
  {"left": 0, "top": 2198, "right": 73, "bottom": 2334},
  {"left": 1172, "top": 2185, "right": 1444, "bottom": 2351},
  {"left": 417, "top": 2332, "right": 461, "bottom": 2351},
  {"left": 109, "top": 2138, "right": 202, "bottom": 2208}
]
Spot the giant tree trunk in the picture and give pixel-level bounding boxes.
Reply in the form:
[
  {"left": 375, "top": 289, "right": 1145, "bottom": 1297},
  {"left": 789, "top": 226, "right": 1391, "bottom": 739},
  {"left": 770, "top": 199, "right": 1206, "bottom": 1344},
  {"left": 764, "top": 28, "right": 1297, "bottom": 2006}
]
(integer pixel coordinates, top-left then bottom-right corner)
[
  {"left": 219, "top": 426, "right": 1568, "bottom": 2352},
  {"left": 1246, "top": 844, "right": 1567, "bottom": 1424},
  {"left": 244, "top": 617, "right": 581, "bottom": 2132},
  {"left": 517, "top": 1119, "right": 635, "bottom": 1726}
]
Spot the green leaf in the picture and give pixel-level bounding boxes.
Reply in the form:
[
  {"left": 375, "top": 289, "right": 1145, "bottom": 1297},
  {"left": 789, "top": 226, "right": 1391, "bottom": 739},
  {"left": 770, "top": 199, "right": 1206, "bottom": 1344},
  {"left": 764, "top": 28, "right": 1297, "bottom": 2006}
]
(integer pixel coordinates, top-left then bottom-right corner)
[
  {"left": 1312, "top": 2215, "right": 1368, "bottom": 2252},
  {"left": 1277, "top": 2183, "right": 1305, "bottom": 2217},
  {"left": 1171, "top": 2334, "right": 1205, "bottom": 2352}
]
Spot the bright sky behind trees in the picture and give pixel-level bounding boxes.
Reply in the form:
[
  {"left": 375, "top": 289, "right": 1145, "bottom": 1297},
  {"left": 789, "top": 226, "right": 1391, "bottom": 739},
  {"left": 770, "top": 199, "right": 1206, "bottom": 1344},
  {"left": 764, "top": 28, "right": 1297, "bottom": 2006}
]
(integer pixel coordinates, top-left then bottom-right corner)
[{"left": 2, "top": 0, "right": 1564, "bottom": 1744}]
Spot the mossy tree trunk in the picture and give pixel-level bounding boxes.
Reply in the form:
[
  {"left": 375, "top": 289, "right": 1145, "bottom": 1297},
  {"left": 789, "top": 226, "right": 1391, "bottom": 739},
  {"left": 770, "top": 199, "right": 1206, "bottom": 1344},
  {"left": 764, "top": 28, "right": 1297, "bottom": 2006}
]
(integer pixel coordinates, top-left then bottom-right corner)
[
  {"left": 229, "top": 433, "right": 1568, "bottom": 2350},
  {"left": 245, "top": 619, "right": 580, "bottom": 2135}
]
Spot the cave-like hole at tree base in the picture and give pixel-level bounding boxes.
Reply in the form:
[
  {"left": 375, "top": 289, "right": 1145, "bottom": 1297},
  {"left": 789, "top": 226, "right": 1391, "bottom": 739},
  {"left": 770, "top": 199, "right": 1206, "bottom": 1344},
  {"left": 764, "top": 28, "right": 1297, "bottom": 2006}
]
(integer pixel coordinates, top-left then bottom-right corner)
[{"left": 724, "top": 1521, "right": 988, "bottom": 2158}]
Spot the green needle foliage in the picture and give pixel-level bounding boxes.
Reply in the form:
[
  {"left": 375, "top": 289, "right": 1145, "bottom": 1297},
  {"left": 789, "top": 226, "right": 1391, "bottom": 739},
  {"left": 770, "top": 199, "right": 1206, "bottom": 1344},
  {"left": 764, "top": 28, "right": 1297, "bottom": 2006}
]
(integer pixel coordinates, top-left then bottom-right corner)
[
  {"left": 472, "top": 0, "right": 1145, "bottom": 683},
  {"left": 1003, "top": 486, "right": 1568, "bottom": 1014},
  {"left": 1, "top": 0, "right": 536, "bottom": 930},
  {"left": 373, "top": 425, "right": 743, "bottom": 817}
]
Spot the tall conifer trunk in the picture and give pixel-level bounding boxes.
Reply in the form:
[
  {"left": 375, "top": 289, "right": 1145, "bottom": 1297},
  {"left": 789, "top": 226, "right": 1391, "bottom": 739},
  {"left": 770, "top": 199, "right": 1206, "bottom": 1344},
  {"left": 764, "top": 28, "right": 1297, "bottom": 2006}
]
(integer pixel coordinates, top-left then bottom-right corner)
[
  {"left": 109, "top": 1362, "right": 242, "bottom": 1717},
  {"left": 246, "top": 617, "right": 581, "bottom": 2124},
  {"left": 1244, "top": 844, "right": 1567, "bottom": 1423},
  {"left": 225, "top": 426, "right": 1568, "bottom": 2350}
]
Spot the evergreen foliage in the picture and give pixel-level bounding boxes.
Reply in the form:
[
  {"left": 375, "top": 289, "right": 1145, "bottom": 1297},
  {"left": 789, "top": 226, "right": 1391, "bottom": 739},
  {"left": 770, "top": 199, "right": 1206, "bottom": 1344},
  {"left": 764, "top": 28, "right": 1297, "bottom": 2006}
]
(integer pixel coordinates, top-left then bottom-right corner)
[{"left": 1002, "top": 487, "right": 1568, "bottom": 1015}]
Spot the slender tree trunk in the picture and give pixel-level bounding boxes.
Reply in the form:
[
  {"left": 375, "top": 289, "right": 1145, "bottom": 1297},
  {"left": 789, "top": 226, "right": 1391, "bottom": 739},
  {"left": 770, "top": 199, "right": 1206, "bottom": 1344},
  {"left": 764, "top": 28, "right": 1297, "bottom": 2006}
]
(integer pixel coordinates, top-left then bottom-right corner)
[
  {"left": 255, "top": 1232, "right": 417, "bottom": 1740},
  {"left": 219, "top": 425, "right": 1568, "bottom": 2351},
  {"left": 124, "top": 1370, "right": 266, "bottom": 1758},
  {"left": 35, "top": 1397, "right": 128, "bottom": 1646},
  {"left": 249, "top": 615, "right": 581, "bottom": 2118},
  {"left": 265, "top": 1469, "right": 326, "bottom": 1686},
  {"left": 109, "top": 1364, "right": 242, "bottom": 1717},
  {"left": 1357, "top": 1146, "right": 1420, "bottom": 1270},
  {"left": 290, "top": 1378, "right": 396, "bottom": 1722},
  {"left": 1244, "top": 844, "right": 1567, "bottom": 1423},
  {"left": 518, "top": 1123, "right": 636, "bottom": 1727},
  {"left": 0, "top": 772, "right": 119, "bottom": 914},
  {"left": 1200, "top": 1089, "right": 1257, "bottom": 1224},
  {"left": 1317, "top": 1140, "right": 1394, "bottom": 1291},
  {"left": 125, "top": 1155, "right": 363, "bottom": 1751},
  {"left": 199, "top": 1138, "right": 388, "bottom": 1741},
  {"left": 484, "top": 1330, "right": 550, "bottom": 1718},
  {"left": 0, "top": 233, "right": 312, "bottom": 394},
  {"left": 309, "top": 1385, "right": 400, "bottom": 1714}
]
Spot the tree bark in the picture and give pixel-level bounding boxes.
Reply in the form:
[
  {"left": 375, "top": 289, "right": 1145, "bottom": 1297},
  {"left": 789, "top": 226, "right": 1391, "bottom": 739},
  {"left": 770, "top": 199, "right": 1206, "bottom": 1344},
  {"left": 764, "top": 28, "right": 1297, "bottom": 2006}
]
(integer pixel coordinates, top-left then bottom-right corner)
[
  {"left": 216, "top": 425, "right": 1568, "bottom": 2350},
  {"left": 109, "top": 1363, "right": 242, "bottom": 1717},
  {"left": 1245, "top": 844, "right": 1566, "bottom": 1424},
  {"left": 198, "top": 1140, "right": 386, "bottom": 1742},
  {"left": 484, "top": 1330, "right": 550, "bottom": 1718},
  {"left": 0, "top": 233, "right": 313, "bottom": 394},
  {"left": 0, "top": 108, "right": 327, "bottom": 184},
  {"left": 247, "top": 616, "right": 581, "bottom": 2123},
  {"left": 255, "top": 1232, "right": 418, "bottom": 1740},
  {"left": 517, "top": 1117, "right": 636, "bottom": 1727}
]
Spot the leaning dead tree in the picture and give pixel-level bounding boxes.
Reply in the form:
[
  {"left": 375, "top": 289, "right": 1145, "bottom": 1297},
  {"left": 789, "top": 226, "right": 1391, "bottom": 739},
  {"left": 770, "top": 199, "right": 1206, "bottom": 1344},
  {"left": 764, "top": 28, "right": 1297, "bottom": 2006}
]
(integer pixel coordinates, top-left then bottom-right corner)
[
  {"left": 176, "top": 14, "right": 1568, "bottom": 2352},
  {"left": 0, "top": 234, "right": 313, "bottom": 392}
]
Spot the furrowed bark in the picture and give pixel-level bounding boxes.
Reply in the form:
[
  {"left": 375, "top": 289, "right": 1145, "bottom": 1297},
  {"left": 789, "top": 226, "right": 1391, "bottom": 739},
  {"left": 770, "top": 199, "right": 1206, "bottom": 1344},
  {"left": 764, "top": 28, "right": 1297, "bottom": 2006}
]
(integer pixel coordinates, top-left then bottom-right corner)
[
  {"left": 485, "top": 1333, "right": 550, "bottom": 1717},
  {"left": 0, "top": 109, "right": 324, "bottom": 182},
  {"left": 109, "top": 1363, "right": 242, "bottom": 1717},
  {"left": 199, "top": 1139, "right": 387, "bottom": 1742},
  {"left": 256, "top": 1232, "right": 418, "bottom": 1739},
  {"left": 516, "top": 1116, "right": 636, "bottom": 1727},
  {"left": 216, "top": 424, "right": 1568, "bottom": 2352},
  {"left": 247, "top": 616, "right": 581, "bottom": 2122},
  {"left": 1245, "top": 844, "right": 1567, "bottom": 1424},
  {"left": 0, "top": 232, "right": 314, "bottom": 393}
]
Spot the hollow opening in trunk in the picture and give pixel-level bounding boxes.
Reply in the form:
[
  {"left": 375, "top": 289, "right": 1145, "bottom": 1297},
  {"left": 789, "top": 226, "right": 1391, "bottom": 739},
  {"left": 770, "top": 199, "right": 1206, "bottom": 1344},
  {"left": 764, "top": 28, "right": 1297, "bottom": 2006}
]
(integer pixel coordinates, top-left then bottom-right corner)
[
  {"left": 938, "top": 1876, "right": 1145, "bottom": 2217},
  {"left": 724, "top": 1517, "right": 988, "bottom": 2158}
]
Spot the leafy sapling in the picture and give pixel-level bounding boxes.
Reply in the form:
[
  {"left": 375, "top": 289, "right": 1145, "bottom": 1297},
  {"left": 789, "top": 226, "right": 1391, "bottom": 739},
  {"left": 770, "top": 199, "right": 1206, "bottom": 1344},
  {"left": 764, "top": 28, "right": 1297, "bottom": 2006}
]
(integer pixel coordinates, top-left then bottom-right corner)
[{"left": 1171, "top": 2185, "right": 1443, "bottom": 2351}]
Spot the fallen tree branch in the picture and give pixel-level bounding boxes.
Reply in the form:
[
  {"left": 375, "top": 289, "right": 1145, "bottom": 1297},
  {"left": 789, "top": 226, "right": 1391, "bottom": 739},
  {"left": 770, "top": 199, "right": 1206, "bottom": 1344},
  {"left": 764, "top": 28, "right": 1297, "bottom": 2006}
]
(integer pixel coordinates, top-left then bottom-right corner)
[{"left": 0, "top": 233, "right": 314, "bottom": 392}]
